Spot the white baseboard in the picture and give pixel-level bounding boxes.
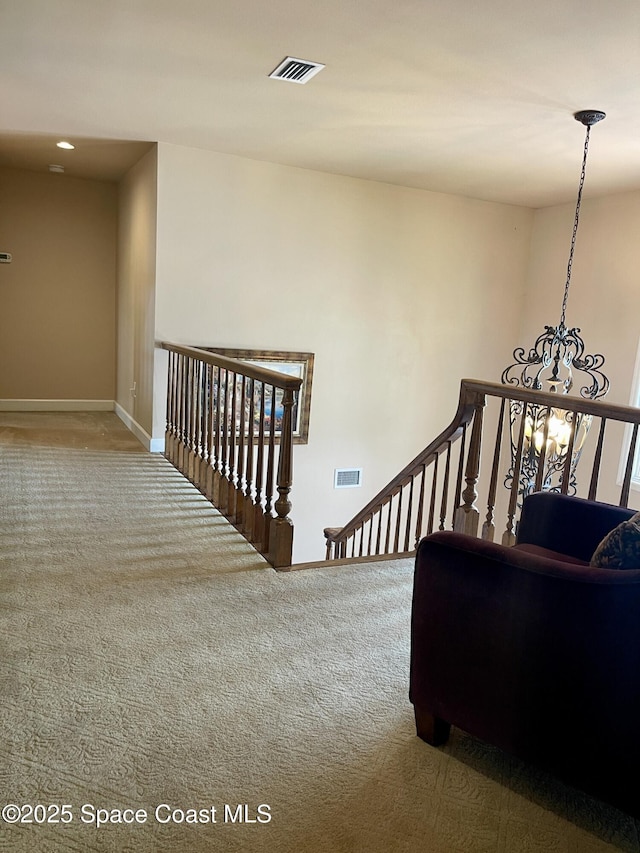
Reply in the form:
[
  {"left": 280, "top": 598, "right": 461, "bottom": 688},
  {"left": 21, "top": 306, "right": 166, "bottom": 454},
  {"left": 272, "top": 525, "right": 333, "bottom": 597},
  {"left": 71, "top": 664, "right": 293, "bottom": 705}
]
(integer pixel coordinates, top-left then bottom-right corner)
[
  {"left": 149, "top": 437, "right": 166, "bottom": 453},
  {"left": 0, "top": 399, "right": 114, "bottom": 412},
  {"left": 115, "top": 403, "right": 165, "bottom": 454}
]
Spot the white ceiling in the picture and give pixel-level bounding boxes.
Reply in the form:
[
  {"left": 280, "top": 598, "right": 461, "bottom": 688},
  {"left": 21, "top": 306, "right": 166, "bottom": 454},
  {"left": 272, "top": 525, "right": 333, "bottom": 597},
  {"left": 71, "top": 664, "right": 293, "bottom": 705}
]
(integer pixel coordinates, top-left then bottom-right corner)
[{"left": 1, "top": 0, "right": 640, "bottom": 207}]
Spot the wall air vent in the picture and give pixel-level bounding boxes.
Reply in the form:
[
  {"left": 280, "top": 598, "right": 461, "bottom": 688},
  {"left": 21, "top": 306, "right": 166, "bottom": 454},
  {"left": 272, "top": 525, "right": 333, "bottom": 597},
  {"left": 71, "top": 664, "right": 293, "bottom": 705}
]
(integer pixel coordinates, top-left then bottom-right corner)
[
  {"left": 269, "top": 56, "right": 325, "bottom": 84},
  {"left": 334, "top": 468, "right": 362, "bottom": 489}
]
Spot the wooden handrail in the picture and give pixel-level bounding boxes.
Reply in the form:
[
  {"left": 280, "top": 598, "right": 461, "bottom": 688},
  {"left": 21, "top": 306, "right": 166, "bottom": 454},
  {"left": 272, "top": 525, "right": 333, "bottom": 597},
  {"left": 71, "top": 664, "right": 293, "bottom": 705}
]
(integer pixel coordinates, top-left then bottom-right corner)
[
  {"left": 470, "top": 378, "right": 640, "bottom": 425},
  {"left": 161, "top": 342, "right": 303, "bottom": 392},
  {"left": 161, "top": 341, "right": 302, "bottom": 569},
  {"left": 324, "top": 382, "right": 482, "bottom": 555},
  {"left": 160, "top": 345, "right": 640, "bottom": 568},
  {"left": 324, "top": 378, "right": 640, "bottom": 561}
]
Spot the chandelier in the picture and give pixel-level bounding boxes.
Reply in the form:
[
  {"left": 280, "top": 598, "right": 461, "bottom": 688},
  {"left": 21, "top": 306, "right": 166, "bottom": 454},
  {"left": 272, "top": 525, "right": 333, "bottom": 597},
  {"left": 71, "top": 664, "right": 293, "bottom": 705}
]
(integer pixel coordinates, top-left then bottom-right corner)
[{"left": 501, "top": 110, "right": 610, "bottom": 500}]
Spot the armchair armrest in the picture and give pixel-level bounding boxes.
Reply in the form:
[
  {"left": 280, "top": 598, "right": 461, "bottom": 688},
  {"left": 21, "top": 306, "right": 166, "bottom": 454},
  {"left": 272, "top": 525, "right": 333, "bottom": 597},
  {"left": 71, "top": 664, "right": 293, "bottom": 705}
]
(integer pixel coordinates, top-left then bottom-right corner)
[{"left": 516, "top": 492, "right": 636, "bottom": 562}]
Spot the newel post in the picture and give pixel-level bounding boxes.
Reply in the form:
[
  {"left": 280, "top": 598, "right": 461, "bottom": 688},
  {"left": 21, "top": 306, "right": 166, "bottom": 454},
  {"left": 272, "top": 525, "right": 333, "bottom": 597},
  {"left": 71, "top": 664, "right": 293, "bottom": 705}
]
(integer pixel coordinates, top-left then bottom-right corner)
[
  {"left": 454, "top": 393, "right": 485, "bottom": 537},
  {"left": 269, "top": 387, "right": 296, "bottom": 569}
]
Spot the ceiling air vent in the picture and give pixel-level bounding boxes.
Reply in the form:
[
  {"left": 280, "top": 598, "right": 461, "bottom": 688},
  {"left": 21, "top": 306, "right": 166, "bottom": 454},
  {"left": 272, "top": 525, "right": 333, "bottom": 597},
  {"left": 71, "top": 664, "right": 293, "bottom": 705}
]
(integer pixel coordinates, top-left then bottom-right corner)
[
  {"left": 334, "top": 468, "right": 362, "bottom": 489},
  {"left": 269, "top": 56, "right": 325, "bottom": 84}
]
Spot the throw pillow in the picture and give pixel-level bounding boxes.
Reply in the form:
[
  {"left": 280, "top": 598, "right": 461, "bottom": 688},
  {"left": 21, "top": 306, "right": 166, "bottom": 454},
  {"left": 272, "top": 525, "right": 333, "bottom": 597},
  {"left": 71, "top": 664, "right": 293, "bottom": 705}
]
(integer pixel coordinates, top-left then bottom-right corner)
[{"left": 590, "top": 511, "right": 640, "bottom": 569}]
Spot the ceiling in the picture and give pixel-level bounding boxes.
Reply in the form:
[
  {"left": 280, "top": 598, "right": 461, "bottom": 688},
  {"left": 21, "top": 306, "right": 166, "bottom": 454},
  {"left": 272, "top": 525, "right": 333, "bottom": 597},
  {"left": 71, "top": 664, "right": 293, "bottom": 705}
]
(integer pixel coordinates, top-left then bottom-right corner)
[
  {"left": 0, "top": 133, "right": 153, "bottom": 182},
  {"left": 1, "top": 0, "right": 640, "bottom": 207}
]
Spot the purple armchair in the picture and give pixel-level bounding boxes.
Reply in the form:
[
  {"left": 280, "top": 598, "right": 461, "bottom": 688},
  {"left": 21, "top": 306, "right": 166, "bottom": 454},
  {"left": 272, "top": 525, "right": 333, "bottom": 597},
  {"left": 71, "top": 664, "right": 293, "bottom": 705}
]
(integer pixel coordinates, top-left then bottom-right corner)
[{"left": 410, "top": 491, "right": 640, "bottom": 816}]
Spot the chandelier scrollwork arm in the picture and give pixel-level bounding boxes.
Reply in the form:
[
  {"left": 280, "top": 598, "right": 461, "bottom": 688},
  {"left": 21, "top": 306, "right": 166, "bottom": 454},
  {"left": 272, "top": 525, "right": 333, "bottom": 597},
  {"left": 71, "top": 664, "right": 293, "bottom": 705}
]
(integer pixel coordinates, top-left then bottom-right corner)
[{"left": 502, "top": 323, "right": 609, "bottom": 401}]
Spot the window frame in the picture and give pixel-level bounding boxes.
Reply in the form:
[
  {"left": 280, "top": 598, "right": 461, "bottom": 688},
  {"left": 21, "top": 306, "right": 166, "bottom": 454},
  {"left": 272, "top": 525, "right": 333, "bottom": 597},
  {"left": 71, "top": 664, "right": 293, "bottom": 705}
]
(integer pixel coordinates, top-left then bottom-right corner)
[{"left": 618, "top": 337, "right": 640, "bottom": 491}]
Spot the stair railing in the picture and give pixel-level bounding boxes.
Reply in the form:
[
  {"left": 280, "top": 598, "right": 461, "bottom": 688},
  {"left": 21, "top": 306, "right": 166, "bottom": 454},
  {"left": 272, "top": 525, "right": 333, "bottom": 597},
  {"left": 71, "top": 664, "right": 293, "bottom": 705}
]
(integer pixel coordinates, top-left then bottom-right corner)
[
  {"left": 161, "top": 342, "right": 302, "bottom": 569},
  {"left": 325, "top": 379, "right": 640, "bottom": 560},
  {"left": 324, "top": 383, "right": 480, "bottom": 560}
]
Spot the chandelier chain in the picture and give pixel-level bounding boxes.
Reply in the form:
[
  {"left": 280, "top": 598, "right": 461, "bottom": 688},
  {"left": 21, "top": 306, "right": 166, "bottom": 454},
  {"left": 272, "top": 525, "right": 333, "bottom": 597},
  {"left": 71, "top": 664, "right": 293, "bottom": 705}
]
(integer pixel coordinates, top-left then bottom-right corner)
[{"left": 560, "top": 124, "right": 591, "bottom": 328}]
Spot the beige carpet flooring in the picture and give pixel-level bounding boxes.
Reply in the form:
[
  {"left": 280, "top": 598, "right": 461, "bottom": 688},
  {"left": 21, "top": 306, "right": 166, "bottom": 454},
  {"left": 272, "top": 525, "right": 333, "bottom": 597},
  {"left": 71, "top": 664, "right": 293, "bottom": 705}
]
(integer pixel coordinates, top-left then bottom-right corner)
[{"left": 1, "top": 412, "right": 639, "bottom": 852}]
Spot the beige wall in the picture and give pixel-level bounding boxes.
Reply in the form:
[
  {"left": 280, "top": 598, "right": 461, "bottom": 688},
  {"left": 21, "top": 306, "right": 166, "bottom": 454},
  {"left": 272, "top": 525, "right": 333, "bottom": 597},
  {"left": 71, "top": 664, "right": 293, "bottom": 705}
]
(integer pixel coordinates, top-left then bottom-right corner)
[
  {"left": 0, "top": 167, "right": 116, "bottom": 400},
  {"left": 3, "top": 144, "right": 632, "bottom": 554},
  {"left": 520, "top": 190, "right": 640, "bottom": 509},
  {"left": 522, "top": 192, "right": 640, "bottom": 407},
  {"left": 155, "top": 143, "right": 534, "bottom": 561},
  {"left": 117, "top": 147, "right": 158, "bottom": 438}
]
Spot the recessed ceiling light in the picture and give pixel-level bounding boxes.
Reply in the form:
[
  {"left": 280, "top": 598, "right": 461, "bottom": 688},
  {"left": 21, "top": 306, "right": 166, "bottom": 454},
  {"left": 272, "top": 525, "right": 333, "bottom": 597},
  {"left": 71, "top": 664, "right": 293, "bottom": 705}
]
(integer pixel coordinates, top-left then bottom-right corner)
[
  {"left": 49, "top": 164, "right": 65, "bottom": 173},
  {"left": 56, "top": 141, "right": 74, "bottom": 150}
]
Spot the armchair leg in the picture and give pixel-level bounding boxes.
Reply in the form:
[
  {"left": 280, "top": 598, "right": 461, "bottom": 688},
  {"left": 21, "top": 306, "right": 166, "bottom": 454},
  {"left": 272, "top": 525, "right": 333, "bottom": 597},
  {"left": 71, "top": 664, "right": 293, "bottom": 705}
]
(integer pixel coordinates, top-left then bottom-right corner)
[{"left": 414, "top": 707, "right": 451, "bottom": 746}]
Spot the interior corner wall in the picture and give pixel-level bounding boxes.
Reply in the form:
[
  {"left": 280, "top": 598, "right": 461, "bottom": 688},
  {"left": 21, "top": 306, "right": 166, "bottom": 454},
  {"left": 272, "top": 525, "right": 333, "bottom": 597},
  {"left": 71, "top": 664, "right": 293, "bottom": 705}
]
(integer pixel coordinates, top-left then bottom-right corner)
[
  {"left": 523, "top": 191, "right": 640, "bottom": 407},
  {"left": 522, "top": 189, "right": 640, "bottom": 509},
  {"left": 154, "top": 142, "right": 534, "bottom": 562},
  {"left": 116, "top": 146, "right": 158, "bottom": 440},
  {"left": 0, "top": 166, "right": 117, "bottom": 400}
]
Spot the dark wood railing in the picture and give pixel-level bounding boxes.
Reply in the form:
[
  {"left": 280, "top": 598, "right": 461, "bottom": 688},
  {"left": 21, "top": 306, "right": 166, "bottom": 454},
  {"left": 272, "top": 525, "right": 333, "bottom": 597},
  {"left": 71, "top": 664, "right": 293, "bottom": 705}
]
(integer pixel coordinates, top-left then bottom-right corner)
[
  {"left": 324, "top": 379, "right": 640, "bottom": 560},
  {"left": 162, "top": 342, "right": 302, "bottom": 569}
]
